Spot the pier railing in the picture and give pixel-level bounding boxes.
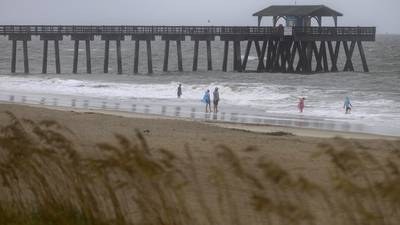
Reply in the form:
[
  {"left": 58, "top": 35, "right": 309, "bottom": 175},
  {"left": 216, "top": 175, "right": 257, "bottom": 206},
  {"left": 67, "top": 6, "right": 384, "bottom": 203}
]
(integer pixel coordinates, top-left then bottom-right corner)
[
  {"left": 0, "top": 25, "right": 279, "bottom": 35},
  {"left": 0, "top": 25, "right": 375, "bottom": 40},
  {"left": 292, "top": 26, "right": 376, "bottom": 41}
]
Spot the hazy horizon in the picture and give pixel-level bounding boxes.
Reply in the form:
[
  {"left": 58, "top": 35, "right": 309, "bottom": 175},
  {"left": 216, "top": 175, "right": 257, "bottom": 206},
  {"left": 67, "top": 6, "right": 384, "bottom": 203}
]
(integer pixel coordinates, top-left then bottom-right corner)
[{"left": 0, "top": 0, "right": 399, "bottom": 34}]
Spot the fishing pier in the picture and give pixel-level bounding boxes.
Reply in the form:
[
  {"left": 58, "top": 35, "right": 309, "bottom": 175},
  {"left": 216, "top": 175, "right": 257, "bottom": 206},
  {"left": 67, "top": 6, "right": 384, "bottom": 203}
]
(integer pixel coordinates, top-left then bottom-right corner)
[{"left": 0, "top": 5, "right": 376, "bottom": 74}]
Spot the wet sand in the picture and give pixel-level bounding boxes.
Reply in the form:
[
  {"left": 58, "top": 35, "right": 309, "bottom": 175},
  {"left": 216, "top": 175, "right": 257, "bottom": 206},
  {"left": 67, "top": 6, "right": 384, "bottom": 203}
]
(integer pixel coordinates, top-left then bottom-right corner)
[{"left": 1, "top": 103, "right": 398, "bottom": 175}]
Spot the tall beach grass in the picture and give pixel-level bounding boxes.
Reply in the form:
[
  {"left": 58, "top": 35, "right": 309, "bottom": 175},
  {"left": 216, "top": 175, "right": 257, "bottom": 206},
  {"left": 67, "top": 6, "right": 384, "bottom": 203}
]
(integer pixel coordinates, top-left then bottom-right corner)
[{"left": 0, "top": 111, "right": 399, "bottom": 225}]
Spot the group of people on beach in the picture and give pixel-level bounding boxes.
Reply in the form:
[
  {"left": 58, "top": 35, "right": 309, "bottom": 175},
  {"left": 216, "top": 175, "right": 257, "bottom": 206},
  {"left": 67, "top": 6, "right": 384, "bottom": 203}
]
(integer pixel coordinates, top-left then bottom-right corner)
[
  {"left": 202, "top": 88, "right": 220, "bottom": 113},
  {"left": 177, "top": 84, "right": 220, "bottom": 113},
  {"left": 298, "top": 96, "right": 353, "bottom": 114},
  {"left": 178, "top": 84, "right": 353, "bottom": 114}
]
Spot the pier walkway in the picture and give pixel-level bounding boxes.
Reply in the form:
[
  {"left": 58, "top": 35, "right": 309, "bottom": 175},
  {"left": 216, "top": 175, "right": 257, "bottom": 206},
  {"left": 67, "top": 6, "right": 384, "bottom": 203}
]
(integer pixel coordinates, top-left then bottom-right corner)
[{"left": 0, "top": 25, "right": 376, "bottom": 74}]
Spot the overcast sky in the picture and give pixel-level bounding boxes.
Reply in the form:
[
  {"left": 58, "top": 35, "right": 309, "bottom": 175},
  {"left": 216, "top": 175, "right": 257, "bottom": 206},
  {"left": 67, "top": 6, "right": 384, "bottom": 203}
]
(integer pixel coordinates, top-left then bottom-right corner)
[{"left": 0, "top": 0, "right": 399, "bottom": 34}]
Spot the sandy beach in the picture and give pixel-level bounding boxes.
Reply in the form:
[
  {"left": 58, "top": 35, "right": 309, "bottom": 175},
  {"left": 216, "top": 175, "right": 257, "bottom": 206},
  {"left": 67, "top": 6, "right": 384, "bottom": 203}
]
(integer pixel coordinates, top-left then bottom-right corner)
[
  {"left": 1, "top": 102, "right": 398, "bottom": 177},
  {"left": 1, "top": 102, "right": 400, "bottom": 224}
]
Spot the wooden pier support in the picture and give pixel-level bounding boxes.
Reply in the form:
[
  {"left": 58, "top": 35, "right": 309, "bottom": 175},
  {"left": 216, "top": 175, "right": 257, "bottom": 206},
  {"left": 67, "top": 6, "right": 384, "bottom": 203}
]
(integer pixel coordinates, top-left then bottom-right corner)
[
  {"left": 266, "top": 40, "right": 276, "bottom": 72},
  {"left": 116, "top": 40, "right": 122, "bottom": 74},
  {"left": 222, "top": 41, "right": 229, "bottom": 72},
  {"left": 42, "top": 40, "right": 48, "bottom": 74},
  {"left": 327, "top": 41, "right": 340, "bottom": 72},
  {"left": 357, "top": 41, "right": 369, "bottom": 72},
  {"left": 206, "top": 40, "right": 212, "bottom": 71},
  {"left": 192, "top": 40, "right": 199, "bottom": 71},
  {"left": 163, "top": 40, "right": 170, "bottom": 72},
  {"left": 132, "top": 35, "right": 155, "bottom": 74},
  {"left": 146, "top": 40, "right": 153, "bottom": 74},
  {"left": 191, "top": 35, "right": 215, "bottom": 71},
  {"left": 257, "top": 41, "right": 268, "bottom": 72},
  {"left": 242, "top": 40, "right": 252, "bottom": 71},
  {"left": 85, "top": 40, "right": 91, "bottom": 74},
  {"left": 221, "top": 35, "right": 246, "bottom": 72},
  {"left": 72, "top": 40, "right": 79, "bottom": 74},
  {"left": 71, "top": 34, "right": 94, "bottom": 74},
  {"left": 134, "top": 40, "right": 140, "bottom": 74},
  {"left": 104, "top": 40, "right": 109, "bottom": 73},
  {"left": 8, "top": 34, "right": 31, "bottom": 74},
  {"left": 343, "top": 41, "right": 356, "bottom": 72},
  {"left": 23, "top": 40, "right": 29, "bottom": 73},
  {"left": 101, "top": 34, "right": 124, "bottom": 74},
  {"left": 177, "top": 40, "right": 183, "bottom": 72},
  {"left": 40, "top": 34, "right": 63, "bottom": 74},
  {"left": 233, "top": 41, "right": 242, "bottom": 72},
  {"left": 11, "top": 40, "right": 16, "bottom": 73},
  {"left": 162, "top": 35, "right": 185, "bottom": 72},
  {"left": 54, "top": 40, "right": 61, "bottom": 74}
]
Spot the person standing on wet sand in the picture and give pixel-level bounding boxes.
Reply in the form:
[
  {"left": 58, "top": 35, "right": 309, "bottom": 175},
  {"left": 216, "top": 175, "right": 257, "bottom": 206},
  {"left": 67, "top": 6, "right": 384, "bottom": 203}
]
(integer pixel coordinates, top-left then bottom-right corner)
[
  {"left": 298, "top": 97, "right": 305, "bottom": 113},
  {"left": 213, "top": 87, "right": 220, "bottom": 113},
  {"left": 177, "top": 84, "right": 182, "bottom": 98},
  {"left": 202, "top": 90, "right": 211, "bottom": 113}
]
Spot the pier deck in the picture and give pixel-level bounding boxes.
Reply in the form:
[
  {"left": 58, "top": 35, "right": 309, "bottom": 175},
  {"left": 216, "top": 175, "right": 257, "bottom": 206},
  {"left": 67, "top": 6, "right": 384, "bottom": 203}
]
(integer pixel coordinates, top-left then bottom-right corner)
[{"left": 0, "top": 25, "right": 376, "bottom": 74}]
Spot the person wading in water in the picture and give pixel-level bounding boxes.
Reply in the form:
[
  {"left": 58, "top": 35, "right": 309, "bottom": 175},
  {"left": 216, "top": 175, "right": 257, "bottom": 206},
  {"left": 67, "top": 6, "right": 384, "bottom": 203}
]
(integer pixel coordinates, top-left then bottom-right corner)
[
  {"left": 177, "top": 84, "right": 182, "bottom": 98},
  {"left": 202, "top": 90, "right": 211, "bottom": 113},
  {"left": 213, "top": 87, "right": 220, "bottom": 113},
  {"left": 298, "top": 97, "right": 305, "bottom": 113}
]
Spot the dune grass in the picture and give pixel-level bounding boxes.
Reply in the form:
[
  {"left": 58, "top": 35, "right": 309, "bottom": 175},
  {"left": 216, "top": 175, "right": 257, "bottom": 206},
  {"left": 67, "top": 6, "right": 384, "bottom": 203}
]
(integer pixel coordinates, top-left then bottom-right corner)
[{"left": 0, "top": 111, "right": 399, "bottom": 225}]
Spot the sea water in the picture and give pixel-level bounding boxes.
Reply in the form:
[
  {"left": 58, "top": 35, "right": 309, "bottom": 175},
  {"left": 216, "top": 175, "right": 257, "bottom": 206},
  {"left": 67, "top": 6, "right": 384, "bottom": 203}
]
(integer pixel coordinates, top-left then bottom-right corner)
[{"left": 0, "top": 35, "right": 399, "bottom": 136}]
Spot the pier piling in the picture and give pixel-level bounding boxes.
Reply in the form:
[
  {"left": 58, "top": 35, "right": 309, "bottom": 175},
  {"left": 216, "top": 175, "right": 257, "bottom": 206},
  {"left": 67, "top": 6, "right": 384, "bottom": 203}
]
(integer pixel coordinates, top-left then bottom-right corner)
[
  {"left": 343, "top": 41, "right": 356, "bottom": 72},
  {"left": 73, "top": 40, "right": 79, "bottom": 74},
  {"left": 191, "top": 35, "right": 214, "bottom": 71},
  {"left": 23, "top": 40, "right": 29, "bottom": 74},
  {"left": 177, "top": 40, "right": 183, "bottom": 72},
  {"left": 40, "top": 34, "right": 63, "bottom": 74},
  {"left": 222, "top": 41, "right": 229, "bottom": 72},
  {"left": 85, "top": 40, "right": 91, "bottom": 74},
  {"left": 162, "top": 35, "right": 185, "bottom": 72},
  {"left": 42, "top": 40, "right": 48, "bottom": 74},
  {"left": 1, "top": 25, "right": 375, "bottom": 74},
  {"left": 101, "top": 34, "right": 125, "bottom": 74},
  {"left": 146, "top": 40, "right": 153, "bottom": 74},
  {"left": 55, "top": 40, "right": 61, "bottom": 74},
  {"left": 163, "top": 40, "right": 170, "bottom": 72},
  {"left": 192, "top": 40, "right": 199, "bottom": 71},
  {"left": 357, "top": 41, "right": 369, "bottom": 72},
  {"left": 206, "top": 40, "right": 212, "bottom": 71},
  {"left": 11, "top": 40, "right": 16, "bottom": 73},
  {"left": 242, "top": 40, "right": 252, "bottom": 71},
  {"left": 104, "top": 40, "right": 109, "bottom": 73},
  {"left": 71, "top": 34, "right": 94, "bottom": 74},
  {"left": 116, "top": 40, "right": 122, "bottom": 74},
  {"left": 132, "top": 34, "right": 155, "bottom": 74},
  {"left": 134, "top": 40, "right": 139, "bottom": 74}
]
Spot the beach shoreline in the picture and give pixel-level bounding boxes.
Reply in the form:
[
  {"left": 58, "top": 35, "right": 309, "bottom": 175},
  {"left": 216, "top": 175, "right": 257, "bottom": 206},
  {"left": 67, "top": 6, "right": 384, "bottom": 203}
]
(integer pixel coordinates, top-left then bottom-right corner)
[{"left": 1, "top": 102, "right": 398, "bottom": 140}]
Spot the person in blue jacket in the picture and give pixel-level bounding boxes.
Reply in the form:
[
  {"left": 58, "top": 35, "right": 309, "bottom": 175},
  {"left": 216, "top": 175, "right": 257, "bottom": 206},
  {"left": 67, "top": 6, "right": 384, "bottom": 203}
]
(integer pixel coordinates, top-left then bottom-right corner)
[
  {"left": 344, "top": 96, "right": 353, "bottom": 114},
  {"left": 202, "top": 90, "right": 211, "bottom": 113}
]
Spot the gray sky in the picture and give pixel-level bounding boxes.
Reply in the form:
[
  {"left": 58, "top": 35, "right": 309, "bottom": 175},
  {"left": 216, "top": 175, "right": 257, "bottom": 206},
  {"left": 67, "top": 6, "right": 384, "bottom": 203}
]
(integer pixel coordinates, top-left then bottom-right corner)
[{"left": 0, "top": 0, "right": 399, "bottom": 34}]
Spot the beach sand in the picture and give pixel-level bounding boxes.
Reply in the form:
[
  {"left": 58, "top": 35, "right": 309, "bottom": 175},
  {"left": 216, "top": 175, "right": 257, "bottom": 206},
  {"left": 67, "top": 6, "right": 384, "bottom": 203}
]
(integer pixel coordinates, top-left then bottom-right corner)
[
  {"left": 1, "top": 102, "right": 398, "bottom": 180},
  {"left": 1, "top": 102, "right": 400, "bottom": 224}
]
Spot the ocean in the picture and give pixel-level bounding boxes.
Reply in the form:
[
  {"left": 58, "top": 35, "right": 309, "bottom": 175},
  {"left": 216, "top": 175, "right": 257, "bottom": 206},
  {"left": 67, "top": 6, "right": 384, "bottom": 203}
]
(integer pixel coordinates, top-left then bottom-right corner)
[{"left": 0, "top": 35, "right": 399, "bottom": 136}]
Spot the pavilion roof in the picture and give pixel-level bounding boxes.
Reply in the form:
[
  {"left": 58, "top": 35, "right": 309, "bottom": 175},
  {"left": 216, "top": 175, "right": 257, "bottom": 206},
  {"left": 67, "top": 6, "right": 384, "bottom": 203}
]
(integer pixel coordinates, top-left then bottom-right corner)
[{"left": 253, "top": 5, "right": 343, "bottom": 17}]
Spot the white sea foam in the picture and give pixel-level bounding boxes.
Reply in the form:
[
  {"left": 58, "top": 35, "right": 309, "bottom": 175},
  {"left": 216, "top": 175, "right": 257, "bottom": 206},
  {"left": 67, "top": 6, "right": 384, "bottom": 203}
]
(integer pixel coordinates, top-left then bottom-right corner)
[{"left": 0, "top": 75, "right": 399, "bottom": 129}]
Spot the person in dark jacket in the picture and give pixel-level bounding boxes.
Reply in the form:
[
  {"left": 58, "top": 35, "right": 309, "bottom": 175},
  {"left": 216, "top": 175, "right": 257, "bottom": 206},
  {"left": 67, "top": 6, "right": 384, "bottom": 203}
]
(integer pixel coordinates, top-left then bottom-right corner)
[
  {"left": 177, "top": 84, "right": 182, "bottom": 98},
  {"left": 213, "top": 87, "right": 220, "bottom": 113}
]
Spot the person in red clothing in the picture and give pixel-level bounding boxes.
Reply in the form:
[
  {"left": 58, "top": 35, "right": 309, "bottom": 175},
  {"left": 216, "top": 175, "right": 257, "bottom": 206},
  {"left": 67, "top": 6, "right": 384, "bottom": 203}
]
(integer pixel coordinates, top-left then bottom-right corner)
[{"left": 298, "top": 97, "right": 305, "bottom": 113}]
